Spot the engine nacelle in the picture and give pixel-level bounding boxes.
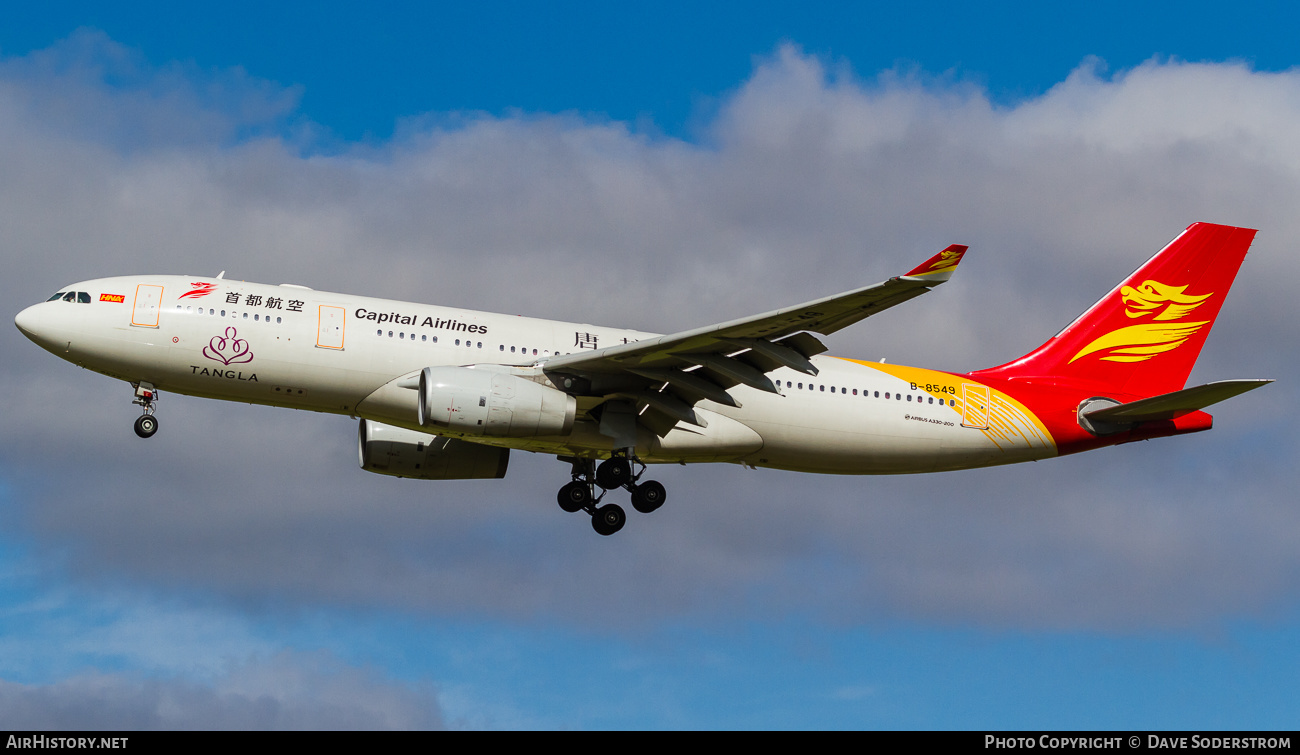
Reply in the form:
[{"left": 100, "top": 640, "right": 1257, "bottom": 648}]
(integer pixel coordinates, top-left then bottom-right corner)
[
  {"left": 358, "top": 419, "right": 509, "bottom": 480},
  {"left": 417, "top": 366, "right": 576, "bottom": 437}
]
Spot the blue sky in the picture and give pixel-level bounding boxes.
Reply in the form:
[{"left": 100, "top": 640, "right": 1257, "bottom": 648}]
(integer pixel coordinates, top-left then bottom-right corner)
[
  {"left": 1, "top": 2, "right": 1299, "bottom": 730},
  {"left": 5, "top": 2, "right": 1297, "bottom": 142}
]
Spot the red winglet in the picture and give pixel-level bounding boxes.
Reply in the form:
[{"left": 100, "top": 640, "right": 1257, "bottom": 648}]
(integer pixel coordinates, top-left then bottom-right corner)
[{"left": 904, "top": 244, "right": 968, "bottom": 279}]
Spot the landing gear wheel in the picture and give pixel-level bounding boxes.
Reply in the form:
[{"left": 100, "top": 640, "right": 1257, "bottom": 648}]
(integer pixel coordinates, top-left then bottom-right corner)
[
  {"left": 596, "top": 458, "right": 632, "bottom": 489},
  {"left": 591, "top": 503, "right": 626, "bottom": 536},
  {"left": 557, "top": 480, "right": 591, "bottom": 513},
  {"left": 630, "top": 480, "right": 666, "bottom": 513},
  {"left": 133, "top": 414, "right": 158, "bottom": 439}
]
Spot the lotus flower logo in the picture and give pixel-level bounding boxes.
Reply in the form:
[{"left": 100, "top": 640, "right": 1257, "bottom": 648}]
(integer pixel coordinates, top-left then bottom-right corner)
[
  {"left": 1070, "top": 279, "right": 1215, "bottom": 364},
  {"left": 203, "top": 327, "right": 253, "bottom": 365}
]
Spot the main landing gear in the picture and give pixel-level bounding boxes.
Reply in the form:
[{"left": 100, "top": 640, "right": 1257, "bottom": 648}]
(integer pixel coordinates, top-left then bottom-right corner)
[
  {"left": 132, "top": 382, "right": 159, "bottom": 438},
  {"left": 556, "top": 453, "right": 667, "bottom": 536}
]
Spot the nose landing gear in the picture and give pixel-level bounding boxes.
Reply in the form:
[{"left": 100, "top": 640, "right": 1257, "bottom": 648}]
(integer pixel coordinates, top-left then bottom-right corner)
[
  {"left": 132, "top": 382, "right": 159, "bottom": 438},
  {"left": 556, "top": 453, "right": 668, "bottom": 535}
]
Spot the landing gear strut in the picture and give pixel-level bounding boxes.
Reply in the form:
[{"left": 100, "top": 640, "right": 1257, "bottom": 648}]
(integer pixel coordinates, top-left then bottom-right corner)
[
  {"left": 555, "top": 452, "right": 667, "bottom": 536},
  {"left": 132, "top": 382, "right": 159, "bottom": 438}
]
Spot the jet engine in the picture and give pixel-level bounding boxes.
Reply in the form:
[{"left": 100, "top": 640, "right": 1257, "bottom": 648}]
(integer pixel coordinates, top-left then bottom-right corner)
[
  {"left": 358, "top": 419, "right": 509, "bottom": 479},
  {"left": 417, "top": 366, "right": 576, "bottom": 437}
]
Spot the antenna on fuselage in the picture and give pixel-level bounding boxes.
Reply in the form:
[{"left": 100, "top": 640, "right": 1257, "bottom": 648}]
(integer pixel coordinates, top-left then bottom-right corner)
[{"left": 216, "top": 271, "right": 226, "bottom": 279}]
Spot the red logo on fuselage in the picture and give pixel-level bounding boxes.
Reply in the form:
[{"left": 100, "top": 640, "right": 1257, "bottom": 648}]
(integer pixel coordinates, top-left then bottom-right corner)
[
  {"left": 179, "top": 282, "right": 218, "bottom": 299},
  {"left": 99, "top": 293, "right": 125, "bottom": 303}
]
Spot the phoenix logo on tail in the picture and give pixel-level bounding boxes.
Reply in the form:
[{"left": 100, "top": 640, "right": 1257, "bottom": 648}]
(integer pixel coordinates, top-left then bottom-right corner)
[{"left": 1069, "top": 280, "right": 1215, "bottom": 364}]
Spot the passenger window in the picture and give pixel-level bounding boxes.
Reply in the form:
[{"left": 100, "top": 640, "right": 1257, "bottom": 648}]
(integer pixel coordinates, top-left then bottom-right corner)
[
  {"left": 852, "top": 389, "right": 858, "bottom": 395},
  {"left": 455, "top": 339, "right": 460, "bottom": 346},
  {"left": 422, "top": 335, "right": 427, "bottom": 342},
  {"left": 885, "top": 392, "right": 890, "bottom": 399},
  {"left": 907, "top": 395, "right": 912, "bottom": 401},
  {"left": 376, "top": 330, "right": 382, "bottom": 336},
  {"left": 511, "top": 346, "right": 516, "bottom": 353},
  {"left": 77, "top": 292, "right": 91, "bottom": 303},
  {"left": 499, "top": 345, "right": 504, "bottom": 351},
  {"left": 874, "top": 391, "right": 879, "bottom": 398},
  {"left": 432, "top": 336, "right": 438, "bottom": 343}
]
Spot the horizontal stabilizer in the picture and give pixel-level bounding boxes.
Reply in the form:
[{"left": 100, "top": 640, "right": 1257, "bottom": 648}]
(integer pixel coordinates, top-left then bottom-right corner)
[{"left": 1082, "top": 379, "right": 1273, "bottom": 424}]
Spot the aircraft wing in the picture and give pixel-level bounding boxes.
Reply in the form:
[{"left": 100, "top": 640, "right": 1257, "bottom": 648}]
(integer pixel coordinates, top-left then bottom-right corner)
[{"left": 542, "top": 244, "right": 968, "bottom": 436}]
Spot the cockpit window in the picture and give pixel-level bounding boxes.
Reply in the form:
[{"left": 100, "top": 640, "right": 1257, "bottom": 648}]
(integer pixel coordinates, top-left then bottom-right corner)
[{"left": 50, "top": 291, "right": 93, "bottom": 303}]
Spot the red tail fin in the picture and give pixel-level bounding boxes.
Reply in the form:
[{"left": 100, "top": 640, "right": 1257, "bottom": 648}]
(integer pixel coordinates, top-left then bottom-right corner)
[{"left": 972, "top": 223, "right": 1256, "bottom": 397}]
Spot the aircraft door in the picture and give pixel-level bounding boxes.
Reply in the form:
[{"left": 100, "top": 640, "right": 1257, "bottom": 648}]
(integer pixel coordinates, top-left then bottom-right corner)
[
  {"left": 317, "top": 305, "right": 346, "bottom": 349},
  {"left": 131, "top": 284, "right": 163, "bottom": 327},
  {"left": 961, "top": 383, "right": 990, "bottom": 430}
]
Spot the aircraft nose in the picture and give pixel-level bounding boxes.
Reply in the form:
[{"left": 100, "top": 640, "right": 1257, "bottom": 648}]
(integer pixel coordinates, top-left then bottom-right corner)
[
  {"left": 14, "top": 303, "right": 59, "bottom": 350},
  {"left": 15, "top": 304, "right": 39, "bottom": 337}
]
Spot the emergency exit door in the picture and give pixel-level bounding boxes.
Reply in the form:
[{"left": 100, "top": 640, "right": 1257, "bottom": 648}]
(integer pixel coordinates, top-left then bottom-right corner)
[
  {"left": 131, "top": 284, "right": 162, "bottom": 327},
  {"left": 961, "top": 383, "right": 990, "bottom": 430},
  {"left": 317, "top": 305, "right": 346, "bottom": 349}
]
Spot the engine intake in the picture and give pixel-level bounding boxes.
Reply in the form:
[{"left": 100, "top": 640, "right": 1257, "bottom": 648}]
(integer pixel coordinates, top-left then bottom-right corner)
[
  {"left": 417, "top": 366, "right": 576, "bottom": 437},
  {"left": 358, "top": 419, "right": 509, "bottom": 479}
]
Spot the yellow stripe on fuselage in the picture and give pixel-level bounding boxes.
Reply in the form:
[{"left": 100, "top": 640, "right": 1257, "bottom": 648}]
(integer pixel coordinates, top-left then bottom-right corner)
[{"left": 836, "top": 358, "right": 1056, "bottom": 452}]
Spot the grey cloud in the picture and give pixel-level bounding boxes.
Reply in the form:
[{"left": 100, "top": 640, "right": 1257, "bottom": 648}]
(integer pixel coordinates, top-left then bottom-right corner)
[
  {"left": 0, "top": 651, "right": 444, "bottom": 730},
  {"left": 0, "top": 36, "right": 1296, "bottom": 630}
]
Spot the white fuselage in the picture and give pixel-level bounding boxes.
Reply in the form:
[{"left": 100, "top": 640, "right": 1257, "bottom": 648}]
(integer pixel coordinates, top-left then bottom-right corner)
[{"left": 16, "top": 275, "right": 1058, "bottom": 474}]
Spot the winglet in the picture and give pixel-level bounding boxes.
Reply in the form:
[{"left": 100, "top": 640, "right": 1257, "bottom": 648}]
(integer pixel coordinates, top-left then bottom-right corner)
[{"left": 903, "top": 244, "right": 968, "bottom": 282}]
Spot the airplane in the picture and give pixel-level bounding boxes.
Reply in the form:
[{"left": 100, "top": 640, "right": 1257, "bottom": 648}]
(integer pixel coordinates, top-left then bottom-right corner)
[{"left": 14, "top": 222, "right": 1271, "bottom": 536}]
